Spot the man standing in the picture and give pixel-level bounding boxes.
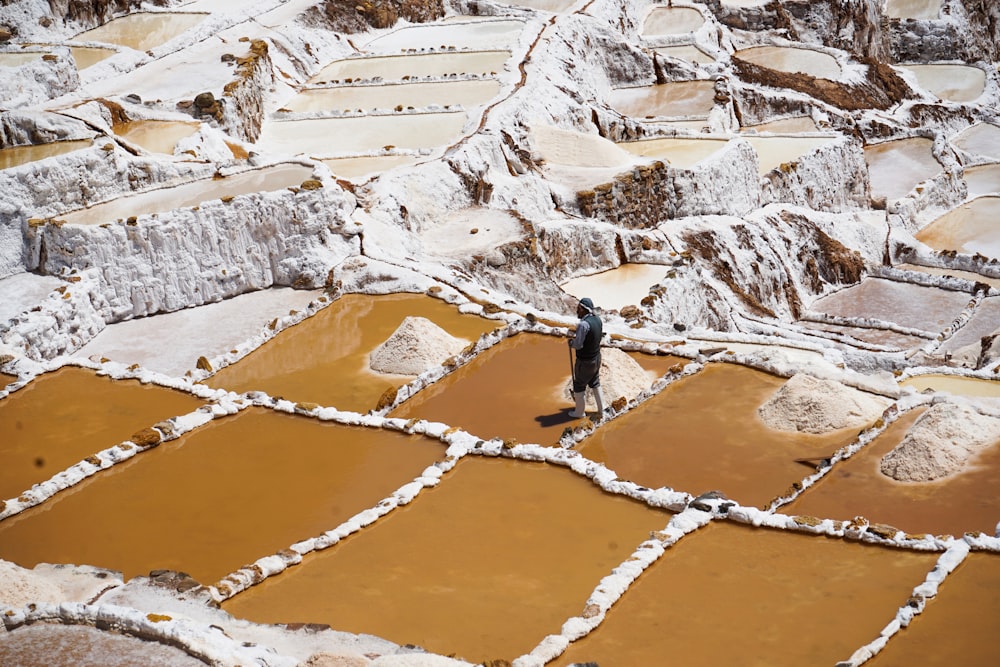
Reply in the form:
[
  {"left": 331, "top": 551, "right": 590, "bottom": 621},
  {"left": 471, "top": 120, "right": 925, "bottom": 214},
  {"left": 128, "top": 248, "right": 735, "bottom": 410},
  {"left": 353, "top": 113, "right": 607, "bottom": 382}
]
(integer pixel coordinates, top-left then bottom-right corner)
[{"left": 568, "top": 297, "right": 606, "bottom": 419}]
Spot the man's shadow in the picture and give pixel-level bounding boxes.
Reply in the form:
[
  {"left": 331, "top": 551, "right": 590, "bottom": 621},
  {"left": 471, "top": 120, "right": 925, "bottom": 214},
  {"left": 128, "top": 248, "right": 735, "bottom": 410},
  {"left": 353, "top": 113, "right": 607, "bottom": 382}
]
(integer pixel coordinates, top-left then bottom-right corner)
[{"left": 535, "top": 408, "right": 579, "bottom": 427}]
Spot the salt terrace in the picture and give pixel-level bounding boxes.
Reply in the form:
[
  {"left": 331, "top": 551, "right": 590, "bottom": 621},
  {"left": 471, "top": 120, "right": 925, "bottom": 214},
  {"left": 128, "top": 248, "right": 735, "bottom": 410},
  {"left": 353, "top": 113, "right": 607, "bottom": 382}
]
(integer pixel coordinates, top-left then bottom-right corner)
[{"left": 1, "top": 0, "right": 1000, "bottom": 666}]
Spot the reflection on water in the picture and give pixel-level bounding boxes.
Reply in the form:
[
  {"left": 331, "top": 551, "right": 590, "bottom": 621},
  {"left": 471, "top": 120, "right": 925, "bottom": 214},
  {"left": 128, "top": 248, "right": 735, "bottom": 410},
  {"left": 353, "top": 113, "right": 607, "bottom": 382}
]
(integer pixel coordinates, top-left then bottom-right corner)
[
  {"left": 864, "top": 136, "right": 940, "bottom": 201},
  {"left": 578, "top": 363, "right": 862, "bottom": 507},
  {"left": 311, "top": 50, "right": 510, "bottom": 83},
  {"left": 915, "top": 196, "right": 1000, "bottom": 259},
  {"left": 0, "top": 140, "right": 92, "bottom": 171},
  {"left": 223, "top": 456, "right": 672, "bottom": 663},
  {"left": 285, "top": 80, "right": 500, "bottom": 113},
  {"left": 0, "top": 408, "right": 445, "bottom": 584},
  {"left": 555, "top": 522, "right": 937, "bottom": 667},
  {"left": 735, "top": 45, "right": 841, "bottom": 80},
  {"left": 0, "top": 366, "right": 204, "bottom": 501},
  {"left": 783, "top": 407, "right": 1000, "bottom": 536},
  {"left": 71, "top": 12, "right": 207, "bottom": 52},
  {"left": 868, "top": 553, "right": 1000, "bottom": 667},
  {"left": 206, "top": 293, "right": 500, "bottom": 412},
  {"left": 57, "top": 163, "right": 314, "bottom": 225}
]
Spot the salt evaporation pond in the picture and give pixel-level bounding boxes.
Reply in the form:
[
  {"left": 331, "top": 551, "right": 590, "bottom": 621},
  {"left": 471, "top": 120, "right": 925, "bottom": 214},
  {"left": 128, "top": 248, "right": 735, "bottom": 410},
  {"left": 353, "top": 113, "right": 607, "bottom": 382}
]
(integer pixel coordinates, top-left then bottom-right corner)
[
  {"left": 284, "top": 79, "right": 501, "bottom": 113},
  {"left": 810, "top": 277, "right": 970, "bottom": 331},
  {"left": 745, "top": 135, "right": 835, "bottom": 175},
  {"left": 734, "top": 45, "right": 842, "bottom": 80},
  {"left": 964, "top": 163, "right": 1000, "bottom": 197},
  {"left": 555, "top": 522, "right": 936, "bottom": 667},
  {"left": 901, "top": 64, "right": 986, "bottom": 103},
  {"left": 0, "top": 408, "right": 446, "bottom": 585},
  {"left": 55, "top": 163, "right": 313, "bottom": 225},
  {"left": 361, "top": 19, "right": 523, "bottom": 52},
  {"left": 902, "top": 374, "right": 1000, "bottom": 398},
  {"left": 0, "top": 52, "right": 42, "bottom": 67},
  {"left": 578, "top": 363, "right": 865, "bottom": 508},
  {"left": 223, "top": 456, "right": 672, "bottom": 663},
  {"left": 867, "top": 553, "right": 1000, "bottom": 667},
  {"left": 609, "top": 81, "right": 716, "bottom": 118},
  {"left": 71, "top": 12, "right": 207, "bottom": 52},
  {"left": 390, "top": 332, "right": 681, "bottom": 446},
  {"left": 310, "top": 50, "right": 510, "bottom": 83},
  {"left": 619, "top": 136, "right": 729, "bottom": 168},
  {"left": 320, "top": 155, "right": 422, "bottom": 180},
  {"left": 0, "top": 140, "right": 92, "bottom": 171},
  {"left": 0, "top": 272, "right": 62, "bottom": 322},
  {"left": 743, "top": 116, "right": 820, "bottom": 133},
  {"left": 0, "top": 623, "right": 206, "bottom": 667},
  {"left": 113, "top": 120, "right": 200, "bottom": 155},
  {"left": 783, "top": 407, "right": 1000, "bottom": 537},
  {"left": 641, "top": 6, "right": 705, "bottom": 36},
  {"left": 915, "top": 195, "right": 1000, "bottom": 259},
  {"left": 75, "top": 287, "right": 322, "bottom": 377},
  {"left": 0, "top": 366, "right": 204, "bottom": 501},
  {"left": 798, "top": 321, "right": 928, "bottom": 350},
  {"left": 68, "top": 45, "right": 114, "bottom": 69},
  {"left": 951, "top": 122, "right": 1000, "bottom": 160},
  {"left": 560, "top": 263, "right": 669, "bottom": 310},
  {"left": 938, "top": 296, "right": 1000, "bottom": 354},
  {"left": 651, "top": 45, "right": 714, "bottom": 65},
  {"left": 864, "top": 136, "right": 940, "bottom": 201},
  {"left": 205, "top": 293, "right": 500, "bottom": 412},
  {"left": 897, "top": 263, "right": 1000, "bottom": 290},
  {"left": 255, "top": 112, "right": 467, "bottom": 157},
  {"left": 494, "top": 0, "right": 577, "bottom": 11},
  {"left": 886, "top": 0, "right": 942, "bottom": 20}
]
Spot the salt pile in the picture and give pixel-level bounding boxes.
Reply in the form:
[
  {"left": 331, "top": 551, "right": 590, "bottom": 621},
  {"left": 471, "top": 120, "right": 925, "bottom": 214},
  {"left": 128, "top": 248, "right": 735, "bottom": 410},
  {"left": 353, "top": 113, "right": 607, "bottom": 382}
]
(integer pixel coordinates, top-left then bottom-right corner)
[
  {"left": 369, "top": 317, "right": 468, "bottom": 376},
  {"left": 757, "top": 373, "right": 890, "bottom": 434},
  {"left": 564, "top": 347, "right": 655, "bottom": 408},
  {"left": 0, "top": 560, "right": 62, "bottom": 608},
  {"left": 880, "top": 402, "right": 1000, "bottom": 482}
]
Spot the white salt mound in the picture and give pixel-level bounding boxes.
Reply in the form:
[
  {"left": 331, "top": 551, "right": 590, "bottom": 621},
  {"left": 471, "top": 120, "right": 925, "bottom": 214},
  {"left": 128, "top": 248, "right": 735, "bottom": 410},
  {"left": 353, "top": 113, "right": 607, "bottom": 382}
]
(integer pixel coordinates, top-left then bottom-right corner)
[
  {"left": 369, "top": 316, "right": 468, "bottom": 376},
  {"left": 757, "top": 373, "right": 890, "bottom": 434},
  {"left": 0, "top": 559, "right": 63, "bottom": 608},
  {"left": 880, "top": 402, "right": 1000, "bottom": 482},
  {"left": 565, "top": 347, "right": 655, "bottom": 408}
]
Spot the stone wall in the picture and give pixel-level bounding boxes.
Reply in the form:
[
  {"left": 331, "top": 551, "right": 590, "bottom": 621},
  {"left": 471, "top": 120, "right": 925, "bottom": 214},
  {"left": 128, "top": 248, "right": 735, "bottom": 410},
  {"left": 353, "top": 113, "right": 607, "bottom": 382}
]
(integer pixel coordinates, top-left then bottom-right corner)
[
  {"left": 891, "top": 0, "right": 1000, "bottom": 63},
  {"left": 761, "top": 138, "right": 871, "bottom": 212}
]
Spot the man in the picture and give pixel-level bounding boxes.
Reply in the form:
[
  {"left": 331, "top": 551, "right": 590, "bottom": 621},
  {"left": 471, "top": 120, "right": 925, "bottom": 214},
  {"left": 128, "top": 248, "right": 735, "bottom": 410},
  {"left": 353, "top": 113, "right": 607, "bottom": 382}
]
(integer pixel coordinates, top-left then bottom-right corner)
[{"left": 568, "top": 297, "right": 606, "bottom": 419}]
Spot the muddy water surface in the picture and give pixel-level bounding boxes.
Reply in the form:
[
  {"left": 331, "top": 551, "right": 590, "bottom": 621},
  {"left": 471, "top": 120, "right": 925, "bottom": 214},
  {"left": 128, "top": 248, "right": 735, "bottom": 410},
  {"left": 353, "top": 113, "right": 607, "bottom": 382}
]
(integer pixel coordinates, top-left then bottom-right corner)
[
  {"left": 901, "top": 64, "right": 985, "bottom": 103},
  {"left": 864, "top": 136, "right": 939, "bottom": 201},
  {"left": 642, "top": 7, "right": 705, "bottom": 35},
  {"left": 311, "top": 51, "right": 510, "bottom": 83},
  {"left": 206, "top": 293, "right": 500, "bottom": 412},
  {"left": 362, "top": 19, "right": 523, "bottom": 52},
  {"left": 320, "top": 155, "right": 421, "bottom": 180},
  {"left": 69, "top": 46, "right": 115, "bottom": 69},
  {"left": 0, "top": 408, "right": 445, "bottom": 584},
  {"left": 577, "top": 363, "right": 863, "bottom": 507},
  {"left": 609, "top": 81, "right": 716, "bottom": 118},
  {"left": 867, "top": 552, "right": 1000, "bottom": 666},
  {"left": 560, "top": 263, "right": 669, "bottom": 310},
  {"left": 735, "top": 45, "right": 841, "bottom": 79},
  {"left": 0, "top": 366, "right": 203, "bottom": 500},
  {"left": 0, "top": 623, "right": 206, "bottom": 667},
  {"left": 285, "top": 80, "right": 501, "bottom": 113},
  {"left": 915, "top": 195, "right": 1000, "bottom": 259},
  {"left": 745, "top": 135, "right": 836, "bottom": 175},
  {"left": 0, "top": 52, "right": 42, "bottom": 67},
  {"left": 0, "top": 140, "right": 92, "bottom": 171},
  {"left": 799, "top": 321, "right": 929, "bottom": 350},
  {"left": 72, "top": 12, "right": 207, "bottom": 52},
  {"left": 114, "top": 120, "right": 199, "bottom": 154},
  {"left": 223, "top": 456, "right": 672, "bottom": 663},
  {"left": 743, "top": 116, "right": 820, "bottom": 133},
  {"left": 964, "top": 163, "right": 1000, "bottom": 197},
  {"left": 555, "top": 521, "right": 938, "bottom": 667},
  {"left": 810, "top": 278, "right": 970, "bottom": 331},
  {"left": 951, "top": 122, "right": 1000, "bottom": 160},
  {"left": 619, "top": 136, "right": 729, "bottom": 168},
  {"left": 651, "top": 45, "right": 714, "bottom": 65},
  {"left": 390, "top": 332, "right": 683, "bottom": 445},
  {"left": 783, "top": 407, "right": 1000, "bottom": 536},
  {"left": 901, "top": 374, "right": 1000, "bottom": 398},
  {"left": 58, "top": 163, "right": 314, "bottom": 225}
]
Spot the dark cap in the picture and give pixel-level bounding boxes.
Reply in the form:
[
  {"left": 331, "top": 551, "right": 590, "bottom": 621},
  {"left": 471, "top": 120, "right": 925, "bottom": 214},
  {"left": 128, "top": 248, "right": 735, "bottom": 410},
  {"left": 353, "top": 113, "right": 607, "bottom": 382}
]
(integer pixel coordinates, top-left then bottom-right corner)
[{"left": 578, "top": 297, "right": 595, "bottom": 312}]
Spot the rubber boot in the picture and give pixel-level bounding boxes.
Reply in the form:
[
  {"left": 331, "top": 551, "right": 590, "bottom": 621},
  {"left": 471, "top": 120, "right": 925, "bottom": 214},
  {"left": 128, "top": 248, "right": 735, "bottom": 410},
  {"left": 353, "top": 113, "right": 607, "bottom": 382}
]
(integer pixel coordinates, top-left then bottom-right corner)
[
  {"left": 591, "top": 386, "right": 606, "bottom": 420},
  {"left": 570, "top": 391, "right": 587, "bottom": 418}
]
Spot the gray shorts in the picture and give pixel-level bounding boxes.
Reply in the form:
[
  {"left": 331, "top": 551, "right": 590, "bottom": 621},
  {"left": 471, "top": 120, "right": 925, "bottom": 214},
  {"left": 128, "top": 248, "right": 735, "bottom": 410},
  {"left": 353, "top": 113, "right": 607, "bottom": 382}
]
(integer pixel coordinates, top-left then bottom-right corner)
[{"left": 573, "top": 355, "right": 601, "bottom": 393}]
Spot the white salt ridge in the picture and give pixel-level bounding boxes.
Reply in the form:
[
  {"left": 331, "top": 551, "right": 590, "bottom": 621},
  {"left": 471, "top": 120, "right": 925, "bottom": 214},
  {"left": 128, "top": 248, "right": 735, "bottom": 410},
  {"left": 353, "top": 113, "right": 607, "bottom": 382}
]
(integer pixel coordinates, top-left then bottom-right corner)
[
  {"left": 757, "top": 372, "right": 891, "bottom": 434},
  {"left": 880, "top": 401, "right": 1000, "bottom": 481},
  {"left": 369, "top": 316, "right": 469, "bottom": 376}
]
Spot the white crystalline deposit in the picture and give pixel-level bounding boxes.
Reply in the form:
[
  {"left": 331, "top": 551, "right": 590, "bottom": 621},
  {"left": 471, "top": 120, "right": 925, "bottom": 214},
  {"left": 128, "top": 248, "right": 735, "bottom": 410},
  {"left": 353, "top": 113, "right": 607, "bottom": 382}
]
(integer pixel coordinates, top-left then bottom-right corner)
[
  {"left": 0, "top": 560, "right": 63, "bottom": 608},
  {"left": 757, "top": 372, "right": 891, "bottom": 434},
  {"left": 880, "top": 402, "right": 1000, "bottom": 482},
  {"left": 369, "top": 316, "right": 469, "bottom": 376},
  {"left": 564, "top": 347, "right": 655, "bottom": 407}
]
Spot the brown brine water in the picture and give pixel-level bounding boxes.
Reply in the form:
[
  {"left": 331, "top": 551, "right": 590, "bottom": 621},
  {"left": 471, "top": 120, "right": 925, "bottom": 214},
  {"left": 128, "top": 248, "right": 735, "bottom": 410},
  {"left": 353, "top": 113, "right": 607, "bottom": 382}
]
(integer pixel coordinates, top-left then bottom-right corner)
[
  {"left": 0, "top": 408, "right": 445, "bottom": 584},
  {"left": 222, "top": 456, "right": 673, "bottom": 663}
]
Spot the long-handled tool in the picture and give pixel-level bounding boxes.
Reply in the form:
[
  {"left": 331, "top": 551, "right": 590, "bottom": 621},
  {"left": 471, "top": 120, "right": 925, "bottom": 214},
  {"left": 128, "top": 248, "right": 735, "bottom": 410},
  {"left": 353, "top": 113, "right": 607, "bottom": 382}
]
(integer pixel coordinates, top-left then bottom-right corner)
[{"left": 568, "top": 339, "right": 576, "bottom": 386}]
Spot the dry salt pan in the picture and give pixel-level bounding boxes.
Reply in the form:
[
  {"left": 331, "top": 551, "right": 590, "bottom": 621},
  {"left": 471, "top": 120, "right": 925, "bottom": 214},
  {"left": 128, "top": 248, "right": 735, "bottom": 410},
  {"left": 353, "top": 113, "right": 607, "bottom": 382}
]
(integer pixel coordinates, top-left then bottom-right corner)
[
  {"left": 565, "top": 347, "right": 656, "bottom": 408},
  {"left": 0, "top": 559, "right": 63, "bottom": 608},
  {"left": 757, "top": 373, "right": 891, "bottom": 434},
  {"left": 369, "top": 316, "right": 469, "bottom": 376},
  {"left": 880, "top": 402, "right": 1000, "bottom": 482}
]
